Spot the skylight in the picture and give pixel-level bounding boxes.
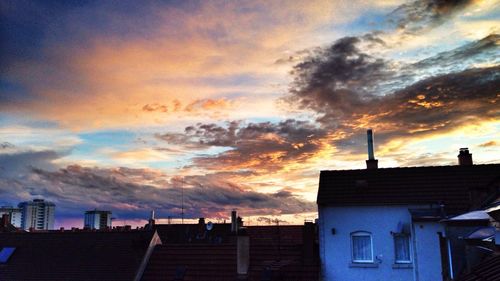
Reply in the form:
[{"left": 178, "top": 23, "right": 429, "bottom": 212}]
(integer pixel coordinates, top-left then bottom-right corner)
[{"left": 0, "top": 247, "right": 16, "bottom": 263}]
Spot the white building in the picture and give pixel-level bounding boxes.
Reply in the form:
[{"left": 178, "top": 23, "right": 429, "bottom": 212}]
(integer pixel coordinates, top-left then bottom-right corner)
[
  {"left": 317, "top": 132, "right": 500, "bottom": 281},
  {"left": 84, "top": 210, "right": 112, "bottom": 230},
  {"left": 18, "top": 199, "right": 55, "bottom": 231},
  {"left": 0, "top": 206, "right": 22, "bottom": 228}
]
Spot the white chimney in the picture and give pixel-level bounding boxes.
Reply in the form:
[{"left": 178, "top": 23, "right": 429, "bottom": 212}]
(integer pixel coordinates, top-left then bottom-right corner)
[{"left": 366, "top": 129, "right": 378, "bottom": 169}]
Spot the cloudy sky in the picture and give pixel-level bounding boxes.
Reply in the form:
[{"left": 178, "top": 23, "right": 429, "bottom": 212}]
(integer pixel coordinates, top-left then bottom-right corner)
[{"left": 1, "top": 0, "right": 499, "bottom": 227}]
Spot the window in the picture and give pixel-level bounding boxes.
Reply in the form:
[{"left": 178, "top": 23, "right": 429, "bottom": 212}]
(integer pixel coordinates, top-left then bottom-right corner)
[
  {"left": 351, "top": 231, "right": 373, "bottom": 263},
  {"left": 0, "top": 247, "right": 15, "bottom": 263},
  {"left": 394, "top": 234, "right": 411, "bottom": 263}
]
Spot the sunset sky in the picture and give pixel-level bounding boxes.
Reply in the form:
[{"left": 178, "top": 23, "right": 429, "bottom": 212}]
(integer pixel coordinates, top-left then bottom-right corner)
[{"left": 1, "top": 0, "right": 499, "bottom": 228}]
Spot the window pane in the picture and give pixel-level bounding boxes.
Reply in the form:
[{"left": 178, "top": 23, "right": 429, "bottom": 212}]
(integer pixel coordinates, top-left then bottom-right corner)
[
  {"left": 0, "top": 247, "right": 15, "bottom": 263},
  {"left": 352, "top": 235, "right": 372, "bottom": 261},
  {"left": 395, "top": 235, "right": 411, "bottom": 262}
]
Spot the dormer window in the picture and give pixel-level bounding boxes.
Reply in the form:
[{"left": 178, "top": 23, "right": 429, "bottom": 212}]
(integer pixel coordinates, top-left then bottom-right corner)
[{"left": 351, "top": 231, "right": 373, "bottom": 263}]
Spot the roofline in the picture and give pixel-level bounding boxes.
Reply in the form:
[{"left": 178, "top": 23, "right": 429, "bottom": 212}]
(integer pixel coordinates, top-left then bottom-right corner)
[
  {"left": 133, "top": 230, "right": 162, "bottom": 281},
  {"left": 320, "top": 163, "right": 500, "bottom": 173}
]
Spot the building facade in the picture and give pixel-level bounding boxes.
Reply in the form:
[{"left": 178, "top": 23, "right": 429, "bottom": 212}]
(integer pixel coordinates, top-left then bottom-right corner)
[
  {"left": 18, "top": 199, "right": 55, "bottom": 231},
  {"left": 317, "top": 136, "right": 500, "bottom": 281},
  {"left": 84, "top": 210, "right": 112, "bottom": 230},
  {"left": 0, "top": 206, "right": 22, "bottom": 228}
]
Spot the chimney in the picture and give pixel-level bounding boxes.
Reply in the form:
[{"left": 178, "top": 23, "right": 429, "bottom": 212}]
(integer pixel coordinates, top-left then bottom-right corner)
[
  {"left": 237, "top": 234, "right": 250, "bottom": 276},
  {"left": 198, "top": 217, "right": 205, "bottom": 225},
  {"left": 458, "top": 148, "right": 473, "bottom": 166},
  {"left": 366, "top": 129, "right": 378, "bottom": 169},
  {"left": 1, "top": 214, "right": 9, "bottom": 227},
  {"left": 231, "top": 210, "right": 237, "bottom": 233}
]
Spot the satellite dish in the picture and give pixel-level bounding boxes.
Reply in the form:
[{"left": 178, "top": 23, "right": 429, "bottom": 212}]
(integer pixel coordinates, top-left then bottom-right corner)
[{"left": 206, "top": 221, "right": 213, "bottom": 231}]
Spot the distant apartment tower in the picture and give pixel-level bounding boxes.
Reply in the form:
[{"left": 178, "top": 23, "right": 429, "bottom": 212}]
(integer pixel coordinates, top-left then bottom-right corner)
[
  {"left": 84, "top": 210, "right": 112, "bottom": 230},
  {"left": 0, "top": 206, "right": 22, "bottom": 228},
  {"left": 18, "top": 199, "right": 55, "bottom": 231}
]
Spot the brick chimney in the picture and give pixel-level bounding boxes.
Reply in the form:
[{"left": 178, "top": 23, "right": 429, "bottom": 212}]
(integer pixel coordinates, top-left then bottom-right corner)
[
  {"left": 1, "top": 214, "right": 9, "bottom": 227},
  {"left": 366, "top": 129, "right": 378, "bottom": 169},
  {"left": 458, "top": 148, "right": 473, "bottom": 166}
]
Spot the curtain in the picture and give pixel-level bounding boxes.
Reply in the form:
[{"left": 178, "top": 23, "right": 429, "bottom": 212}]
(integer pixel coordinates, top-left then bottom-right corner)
[
  {"left": 352, "top": 235, "right": 372, "bottom": 261},
  {"left": 395, "top": 235, "right": 411, "bottom": 262}
]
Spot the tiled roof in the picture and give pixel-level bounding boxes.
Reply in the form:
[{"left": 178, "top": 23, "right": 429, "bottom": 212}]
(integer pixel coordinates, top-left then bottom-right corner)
[
  {"left": 141, "top": 244, "right": 237, "bottom": 281},
  {"left": 142, "top": 225, "right": 319, "bottom": 281},
  {"left": 456, "top": 254, "right": 500, "bottom": 281},
  {"left": 247, "top": 225, "right": 319, "bottom": 281},
  {"left": 0, "top": 230, "right": 155, "bottom": 281},
  {"left": 318, "top": 164, "right": 500, "bottom": 214}
]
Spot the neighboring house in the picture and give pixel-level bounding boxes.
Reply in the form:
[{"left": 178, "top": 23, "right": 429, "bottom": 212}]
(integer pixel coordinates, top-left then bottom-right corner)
[
  {"left": 142, "top": 216, "right": 319, "bottom": 280},
  {"left": 317, "top": 132, "right": 500, "bottom": 281},
  {"left": 0, "top": 230, "right": 161, "bottom": 281},
  {"left": 445, "top": 183, "right": 500, "bottom": 281}
]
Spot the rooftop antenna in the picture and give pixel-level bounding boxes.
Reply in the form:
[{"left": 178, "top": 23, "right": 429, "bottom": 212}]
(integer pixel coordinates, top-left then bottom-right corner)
[{"left": 181, "top": 178, "right": 184, "bottom": 225}]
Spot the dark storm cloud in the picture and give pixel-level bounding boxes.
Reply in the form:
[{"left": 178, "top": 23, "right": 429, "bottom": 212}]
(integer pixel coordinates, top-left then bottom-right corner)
[
  {"left": 376, "top": 66, "right": 500, "bottom": 135},
  {"left": 413, "top": 34, "right": 500, "bottom": 71},
  {"left": 285, "top": 32, "right": 500, "bottom": 155},
  {"left": 390, "top": 0, "right": 476, "bottom": 34},
  {"left": 24, "top": 165, "right": 315, "bottom": 219},
  {"left": 286, "top": 34, "right": 395, "bottom": 124},
  {"left": 0, "top": 149, "right": 60, "bottom": 177},
  {"left": 0, "top": 148, "right": 314, "bottom": 219},
  {"left": 158, "top": 119, "right": 326, "bottom": 172}
]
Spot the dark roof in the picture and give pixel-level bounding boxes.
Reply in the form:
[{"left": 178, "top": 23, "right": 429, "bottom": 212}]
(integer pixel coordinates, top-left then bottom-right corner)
[
  {"left": 456, "top": 254, "right": 500, "bottom": 281},
  {"left": 154, "top": 223, "right": 233, "bottom": 244},
  {"left": 141, "top": 244, "right": 237, "bottom": 281},
  {"left": 142, "top": 224, "right": 319, "bottom": 281},
  {"left": 318, "top": 164, "right": 500, "bottom": 215},
  {"left": 0, "top": 230, "right": 156, "bottom": 281}
]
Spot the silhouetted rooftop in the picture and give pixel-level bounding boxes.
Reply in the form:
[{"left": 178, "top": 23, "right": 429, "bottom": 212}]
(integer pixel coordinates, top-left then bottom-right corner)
[
  {"left": 318, "top": 164, "right": 500, "bottom": 215},
  {"left": 0, "top": 230, "right": 156, "bottom": 281}
]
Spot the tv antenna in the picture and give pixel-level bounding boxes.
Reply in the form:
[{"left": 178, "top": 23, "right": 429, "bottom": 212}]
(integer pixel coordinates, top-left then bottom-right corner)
[{"left": 181, "top": 178, "right": 184, "bottom": 224}]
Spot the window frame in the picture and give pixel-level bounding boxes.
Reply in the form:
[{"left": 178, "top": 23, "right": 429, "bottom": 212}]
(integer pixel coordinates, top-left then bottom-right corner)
[
  {"left": 393, "top": 233, "right": 412, "bottom": 264},
  {"left": 350, "top": 231, "right": 374, "bottom": 263}
]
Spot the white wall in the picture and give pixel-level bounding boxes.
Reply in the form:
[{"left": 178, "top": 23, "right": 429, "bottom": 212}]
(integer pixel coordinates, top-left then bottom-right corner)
[
  {"left": 413, "top": 221, "right": 445, "bottom": 281},
  {"left": 319, "top": 205, "right": 444, "bottom": 281}
]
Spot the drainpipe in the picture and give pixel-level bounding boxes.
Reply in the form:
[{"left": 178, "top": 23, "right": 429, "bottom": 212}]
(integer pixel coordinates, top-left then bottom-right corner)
[
  {"left": 237, "top": 234, "right": 250, "bottom": 276},
  {"left": 411, "top": 222, "right": 419, "bottom": 281}
]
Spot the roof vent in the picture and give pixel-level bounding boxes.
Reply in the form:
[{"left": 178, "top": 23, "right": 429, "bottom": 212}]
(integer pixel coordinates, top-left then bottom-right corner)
[{"left": 458, "top": 148, "right": 473, "bottom": 166}]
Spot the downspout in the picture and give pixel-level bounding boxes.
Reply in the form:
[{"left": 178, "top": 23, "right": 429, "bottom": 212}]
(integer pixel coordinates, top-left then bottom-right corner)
[
  {"left": 447, "top": 239, "right": 454, "bottom": 279},
  {"left": 318, "top": 207, "right": 326, "bottom": 281},
  {"left": 411, "top": 222, "right": 419, "bottom": 281}
]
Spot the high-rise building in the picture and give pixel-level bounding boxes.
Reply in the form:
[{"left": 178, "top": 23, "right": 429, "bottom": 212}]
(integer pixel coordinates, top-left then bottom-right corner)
[
  {"left": 84, "top": 210, "right": 112, "bottom": 230},
  {"left": 0, "top": 206, "right": 22, "bottom": 228},
  {"left": 18, "top": 199, "right": 55, "bottom": 231}
]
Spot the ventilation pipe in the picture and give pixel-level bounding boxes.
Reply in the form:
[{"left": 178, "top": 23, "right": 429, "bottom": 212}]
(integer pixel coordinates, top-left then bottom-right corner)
[{"left": 366, "top": 129, "right": 378, "bottom": 169}]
